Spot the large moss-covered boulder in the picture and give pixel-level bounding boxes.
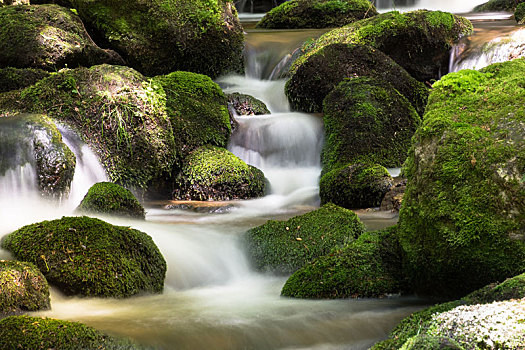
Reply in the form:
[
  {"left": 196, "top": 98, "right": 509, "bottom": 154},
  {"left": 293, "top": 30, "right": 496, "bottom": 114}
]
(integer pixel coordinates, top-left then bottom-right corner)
[
  {"left": 320, "top": 163, "right": 393, "bottom": 209},
  {"left": 0, "top": 114, "right": 75, "bottom": 198},
  {"left": 70, "top": 0, "right": 244, "bottom": 78},
  {"left": 292, "top": 10, "right": 473, "bottom": 82},
  {"left": 77, "top": 182, "right": 146, "bottom": 219},
  {"left": 0, "top": 67, "right": 49, "bottom": 93},
  {"left": 0, "top": 260, "right": 50, "bottom": 314},
  {"left": 173, "top": 145, "right": 266, "bottom": 201},
  {"left": 0, "top": 65, "right": 175, "bottom": 191},
  {"left": 474, "top": 0, "right": 524, "bottom": 12},
  {"left": 243, "top": 203, "right": 366, "bottom": 274},
  {"left": 281, "top": 227, "right": 405, "bottom": 298},
  {"left": 0, "top": 316, "right": 143, "bottom": 350},
  {"left": 0, "top": 5, "right": 123, "bottom": 71},
  {"left": 227, "top": 92, "right": 270, "bottom": 116},
  {"left": 321, "top": 77, "right": 421, "bottom": 173},
  {"left": 516, "top": 3, "right": 525, "bottom": 23},
  {"left": 285, "top": 43, "right": 428, "bottom": 114},
  {"left": 1, "top": 216, "right": 166, "bottom": 297},
  {"left": 256, "top": 0, "right": 377, "bottom": 29},
  {"left": 398, "top": 60, "right": 525, "bottom": 299}
]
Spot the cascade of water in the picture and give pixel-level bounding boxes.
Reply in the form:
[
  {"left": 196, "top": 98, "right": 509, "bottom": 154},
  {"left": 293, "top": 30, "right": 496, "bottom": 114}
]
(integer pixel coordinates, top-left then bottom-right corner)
[{"left": 376, "top": 0, "right": 486, "bottom": 12}]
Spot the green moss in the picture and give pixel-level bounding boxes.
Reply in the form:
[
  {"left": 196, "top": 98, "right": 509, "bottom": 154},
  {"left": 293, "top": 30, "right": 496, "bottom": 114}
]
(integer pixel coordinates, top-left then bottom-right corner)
[
  {"left": 70, "top": 0, "right": 244, "bottom": 78},
  {"left": 291, "top": 10, "right": 473, "bottom": 82},
  {"left": 243, "top": 203, "right": 366, "bottom": 274},
  {"left": 0, "top": 67, "right": 50, "bottom": 93},
  {"left": 398, "top": 59, "right": 525, "bottom": 298},
  {"left": 0, "top": 316, "right": 144, "bottom": 350},
  {"left": 256, "top": 0, "right": 377, "bottom": 29},
  {"left": 1, "top": 216, "right": 166, "bottom": 298},
  {"left": 281, "top": 226, "right": 405, "bottom": 298},
  {"left": 77, "top": 182, "right": 146, "bottom": 219},
  {"left": 0, "top": 260, "right": 50, "bottom": 314},
  {"left": 321, "top": 77, "right": 421, "bottom": 174},
  {"left": 515, "top": 2, "right": 525, "bottom": 23},
  {"left": 399, "top": 335, "right": 464, "bottom": 350},
  {"left": 173, "top": 145, "right": 266, "bottom": 200},
  {"left": 285, "top": 43, "right": 428, "bottom": 115},
  {"left": 474, "top": 0, "right": 524, "bottom": 12}
]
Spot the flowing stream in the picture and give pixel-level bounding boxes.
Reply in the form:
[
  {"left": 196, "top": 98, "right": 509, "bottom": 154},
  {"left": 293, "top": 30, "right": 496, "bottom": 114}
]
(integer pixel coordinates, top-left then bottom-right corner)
[{"left": 0, "top": 2, "right": 520, "bottom": 349}]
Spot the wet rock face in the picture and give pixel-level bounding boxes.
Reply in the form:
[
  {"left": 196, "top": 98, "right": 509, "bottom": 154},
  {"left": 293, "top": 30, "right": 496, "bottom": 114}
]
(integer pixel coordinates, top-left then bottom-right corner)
[
  {"left": 0, "top": 4, "right": 124, "bottom": 71},
  {"left": 227, "top": 93, "right": 271, "bottom": 116},
  {"left": 474, "top": 0, "right": 525, "bottom": 12}
]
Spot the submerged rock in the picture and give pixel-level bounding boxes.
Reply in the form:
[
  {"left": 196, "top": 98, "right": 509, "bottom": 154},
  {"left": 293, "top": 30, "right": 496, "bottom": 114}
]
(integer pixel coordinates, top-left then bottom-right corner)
[
  {"left": 0, "top": 315, "right": 144, "bottom": 349},
  {"left": 292, "top": 10, "right": 473, "bottom": 82},
  {"left": 243, "top": 203, "right": 366, "bottom": 274},
  {"left": 0, "top": 67, "right": 50, "bottom": 93},
  {"left": 474, "top": 0, "right": 524, "bottom": 12},
  {"left": 227, "top": 92, "right": 270, "bottom": 116},
  {"left": 0, "top": 260, "right": 50, "bottom": 314},
  {"left": 398, "top": 59, "right": 525, "bottom": 298},
  {"left": 285, "top": 43, "right": 428, "bottom": 115},
  {"left": 0, "top": 4, "right": 123, "bottom": 71},
  {"left": 173, "top": 145, "right": 267, "bottom": 201},
  {"left": 256, "top": 0, "right": 377, "bottom": 29},
  {"left": 1, "top": 216, "right": 166, "bottom": 297},
  {"left": 281, "top": 227, "right": 405, "bottom": 298},
  {"left": 77, "top": 182, "right": 146, "bottom": 219},
  {"left": 70, "top": 0, "right": 244, "bottom": 78}
]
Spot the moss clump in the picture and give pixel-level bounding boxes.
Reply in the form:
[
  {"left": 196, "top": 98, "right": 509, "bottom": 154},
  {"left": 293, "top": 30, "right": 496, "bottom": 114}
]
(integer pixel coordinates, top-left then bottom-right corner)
[
  {"left": 321, "top": 77, "right": 421, "bottom": 174},
  {"left": 227, "top": 92, "right": 270, "bottom": 116},
  {"left": 286, "top": 43, "right": 428, "bottom": 115},
  {"left": 0, "top": 315, "right": 143, "bottom": 350},
  {"left": 292, "top": 10, "right": 473, "bottom": 82},
  {"left": 0, "top": 4, "right": 123, "bottom": 71},
  {"left": 70, "top": 0, "right": 244, "bottom": 78},
  {"left": 173, "top": 145, "right": 266, "bottom": 201},
  {"left": 77, "top": 182, "right": 146, "bottom": 219},
  {"left": 320, "top": 163, "right": 393, "bottom": 209},
  {"left": 399, "top": 335, "right": 463, "bottom": 350},
  {"left": 152, "top": 71, "right": 231, "bottom": 166},
  {"left": 0, "top": 260, "right": 50, "bottom": 314},
  {"left": 398, "top": 59, "right": 525, "bottom": 299},
  {"left": 0, "top": 65, "right": 175, "bottom": 191},
  {"left": 0, "top": 67, "right": 49, "bottom": 93},
  {"left": 281, "top": 226, "right": 405, "bottom": 298},
  {"left": 1, "top": 216, "right": 166, "bottom": 297},
  {"left": 243, "top": 203, "right": 366, "bottom": 274},
  {"left": 474, "top": 0, "right": 524, "bottom": 12},
  {"left": 515, "top": 2, "right": 525, "bottom": 23},
  {"left": 256, "top": 0, "right": 377, "bottom": 29}
]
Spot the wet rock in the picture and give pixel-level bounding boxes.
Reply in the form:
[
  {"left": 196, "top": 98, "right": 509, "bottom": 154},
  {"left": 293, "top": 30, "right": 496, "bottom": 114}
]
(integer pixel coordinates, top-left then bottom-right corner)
[
  {"left": 165, "top": 202, "right": 236, "bottom": 214},
  {"left": 380, "top": 179, "right": 407, "bottom": 212},
  {"left": 227, "top": 92, "right": 270, "bottom": 116},
  {"left": 474, "top": 0, "right": 524, "bottom": 12}
]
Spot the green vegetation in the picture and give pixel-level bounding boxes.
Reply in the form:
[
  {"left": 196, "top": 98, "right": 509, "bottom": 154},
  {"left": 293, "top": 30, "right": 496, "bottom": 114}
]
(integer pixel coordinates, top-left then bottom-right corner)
[
  {"left": 0, "top": 4, "right": 123, "bottom": 71},
  {"left": 256, "top": 0, "right": 377, "bottom": 29},
  {"left": 0, "top": 260, "right": 50, "bottom": 314},
  {"left": 77, "top": 182, "right": 146, "bottom": 219},
  {"left": 0, "top": 316, "right": 144, "bottom": 350},
  {"left": 0, "top": 67, "right": 49, "bottom": 93},
  {"left": 281, "top": 227, "right": 405, "bottom": 298},
  {"left": 243, "top": 203, "right": 366, "bottom": 274},
  {"left": 1, "top": 216, "right": 166, "bottom": 297},
  {"left": 70, "top": 0, "right": 244, "bottom": 78},
  {"left": 227, "top": 92, "right": 270, "bottom": 116},
  {"left": 320, "top": 163, "right": 393, "bottom": 209},
  {"left": 399, "top": 335, "right": 463, "bottom": 350},
  {"left": 398, "top": 59, "right": 525, "bottom": 298},
  {"left": 515, "top": 2, "right": 525, "bottom": 23},
  {"left": 291, "top": 10, "right": 473, "bottom": 81},
  {"left": 474, "top": 0, "right": 524, "bottom": 12},
  {"left": 173, "top": 145, "right": 266, "bottom": 200}
]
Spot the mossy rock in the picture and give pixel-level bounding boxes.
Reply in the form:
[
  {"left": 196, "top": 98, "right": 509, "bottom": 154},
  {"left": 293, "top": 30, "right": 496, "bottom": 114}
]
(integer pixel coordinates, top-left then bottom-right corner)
[
  {"left": 515, "top": 3, "right": 525, "bottom": 23},
  {"left": 285, "top": 43, "right": 428, "bottom": 115},
  {"left": 0, "top": 260, "right": 50, "bottom": 314},
  {"left": 0, "top": 65, "right": 176, "bottom": 192},
  {"left": 0, "top": 315, "right": 144, "bottom": 350},
  {"left": 0, "top": 4, "right": 123, "bottom": 71},
  {"left": 0, "top": 67, "right": 50, "bottom": 93},
  {"left": 152, "top": 71, "right": 232, "bottom": 166},
  {"left": 0, "top": 113, "right": 75, "bottom": 198},
  {"left": 291, "top": 10, "right": 473, "bottom": 82},
  {"left": 398, "top": 59, "right": 525, "bottom": 298},
  {"left": 1, "top": 216, "right": 166, "bottom": 297},
  {"left": 399, "top": 335, "right": 464, "bottom": 350},
  {"left": 321, "top": 77, "right": 421, "bottom": 174},
  {"left": 281, "top": 226, "right": 405, "bottom": 299},
  {"left": 77, "top": 182, "right": 146, "bottom": 219},
  {"left": 70, "top": 0, "right": 244, "bottom": 78},
  {"left": 173, "top": 145, "right": 267, "bottom": 201},
  {"left": 256, "top": 0, "right": 377, "bottom": 29},
  {"left": 243, "top": 203, "right": 366, "bottom": 274},
  {"left": 227, "top": 92, "right": 270, "bottom": 116},
  {"left": 474, "top": 0, "right": 524, "bottom": 12},
  {"left": 320, "top": 163, "right": 394, "bottom": 209}
]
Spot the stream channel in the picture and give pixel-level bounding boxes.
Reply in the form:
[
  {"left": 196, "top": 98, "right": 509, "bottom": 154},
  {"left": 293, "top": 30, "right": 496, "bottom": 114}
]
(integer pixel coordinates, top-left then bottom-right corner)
[{"left": 0, "top": 0, "right": 523, "bottom": 348}]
